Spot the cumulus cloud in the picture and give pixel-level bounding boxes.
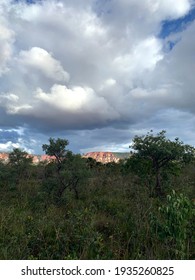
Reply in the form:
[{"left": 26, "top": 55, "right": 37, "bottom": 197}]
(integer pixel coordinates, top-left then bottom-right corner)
[
  {"left": 0, "top": 126, "right": 35, "bottom": 153},
  {"left": 4, "top": 84, "right": 120, "bottom": 129},
  {"left": 17, "top": 47, "right": 70, "bottom": 82},
  {"left": 154, "top": 0, "right": 191, "bottom": 18},
  {"left": 112, "top": 36, "right": 163, "bottom": 86},
  {"left": 0, "top": 22, "right": 14, "bottom": 76},
  {"left": 0, "top": 139, "right": 34, "bottom": 154},
  {"left": 0, "top": 141, "right": 20, "bottom": 152},
  {"left": 0, "top": 0, "right": 195, "bottom": 153}
]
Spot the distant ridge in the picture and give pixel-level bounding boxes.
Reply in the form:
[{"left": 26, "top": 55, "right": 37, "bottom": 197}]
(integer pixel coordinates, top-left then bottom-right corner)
[
  {"left": 0, "top": 151, "right": 131, "bottom": 164},
  {"left": 0, "top": 152, "right": 55, "bottom": 164},
  {"left": 82, "top": 151, "right": 131, "bottom": 164}
]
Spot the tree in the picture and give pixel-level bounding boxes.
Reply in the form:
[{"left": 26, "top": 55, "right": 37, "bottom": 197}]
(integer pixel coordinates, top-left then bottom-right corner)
[
  {"left": 0, "top": 161, "right": 11, "bottom": 188},
  {"left": 130, "top": 130, "right": 195, "bottom": 196},
  {"left": 42, "top": 138, "right": 70, "bottom": 201},
  {"left": 85, "top": 157, "right": 98, "bottom": 169},
  {"left": 9, "top": 148, "right": 32, "bottom": 166},
  {"left": 8, "top": 148, "right": 33, "bottom": 182},
  {"left": 61, "top": 152, "right": 89, "bottom": 199},
  {"left": 42, "top": 138, "right": 69, "bottom": 171},
  {"left": 42, "top": 138, "right": 88, "bottom": 202}
]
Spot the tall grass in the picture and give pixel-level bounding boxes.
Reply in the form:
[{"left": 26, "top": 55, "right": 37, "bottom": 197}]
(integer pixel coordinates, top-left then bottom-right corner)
[{"left": 0, "top": 163, "right": 194, "bottom": 259}]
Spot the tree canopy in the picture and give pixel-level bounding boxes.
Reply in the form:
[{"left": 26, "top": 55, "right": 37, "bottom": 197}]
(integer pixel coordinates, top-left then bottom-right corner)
[
  {"left": 42, "top": 138, "right": 69, "bottom": 169},
  {"left": 9, "top": 148, "right": 32, "bottom": 167},
  {"left": 130, "top": 130, "right": 195, "bottom": 195}
]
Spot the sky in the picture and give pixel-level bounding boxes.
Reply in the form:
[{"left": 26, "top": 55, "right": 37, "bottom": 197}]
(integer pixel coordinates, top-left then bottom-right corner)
[{"left": 1, "top": 0, "right": 195, "bottom": 154}]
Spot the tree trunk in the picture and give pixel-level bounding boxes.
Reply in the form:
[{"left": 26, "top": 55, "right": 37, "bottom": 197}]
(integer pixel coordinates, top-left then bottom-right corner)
[
  {"left": 72, "top": 178, "right": 79, "bottom": 199},
  {"left": 155, "top": 168, "right": 162, "bottom": 196},
  {"left": 55, "top": 172, "right": 68, "bottom": 204}
]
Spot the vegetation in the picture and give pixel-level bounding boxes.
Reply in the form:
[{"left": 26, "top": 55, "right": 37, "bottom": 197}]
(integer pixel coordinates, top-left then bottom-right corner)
[
  {"left": 130, "top": 130, "right": 195, "bottom": 196},
  {"left": 0, "top": 131, "right": 194, "bottom": 260}
]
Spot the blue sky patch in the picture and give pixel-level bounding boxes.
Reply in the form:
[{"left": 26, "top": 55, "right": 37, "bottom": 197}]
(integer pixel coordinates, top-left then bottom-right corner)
[
  {"left": 159, "top": 7, "right": 195, "bottom": 38},
  {"left": 0, "top": 130, "right": 19, "bottom": 144}
]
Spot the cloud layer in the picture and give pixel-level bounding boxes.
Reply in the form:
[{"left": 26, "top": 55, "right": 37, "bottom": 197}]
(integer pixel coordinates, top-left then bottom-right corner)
[{"left": 0, "top": 0, "right": 195, "bottom": 153}]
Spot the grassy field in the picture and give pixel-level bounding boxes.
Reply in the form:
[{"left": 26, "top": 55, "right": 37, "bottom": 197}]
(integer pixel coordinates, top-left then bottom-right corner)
[{"left": 0, "top": 159, "right": 194, "bottom": 260}]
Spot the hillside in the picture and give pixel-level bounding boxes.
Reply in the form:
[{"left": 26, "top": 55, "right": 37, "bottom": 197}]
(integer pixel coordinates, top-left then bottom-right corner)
[
  {"left": 0, "top": 151, "right": 131, "bottom": 164},
  {"left": 82, "top": 151, "right": 131, "bottom": 163},
  {"left": 0, "top": 153, "right": 54, "bottom": 164}
]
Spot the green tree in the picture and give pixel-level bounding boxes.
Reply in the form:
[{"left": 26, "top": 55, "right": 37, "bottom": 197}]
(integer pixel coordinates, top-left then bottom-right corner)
[
  {"left": 61, "top": 152, "right": 89, "bottom": 199},
  {"left": 130, "top": 130, "right": 195, "bottom": 196},
  {"left": 42, "top": 138, "right": 88, "bottom": 202},
  {"left": 9, "top": 148, "right": 32, "bottom": 166},
  {"left": 8, "top": 148, "right": 33, "bottom": 183},
  {"left": 42, "top": 138, "right": 69, "bottom": 171},
  {"left": 0, "top": 161, "right": 11, "bottom": 188},
  {"left": 42, "top": 138, "right": 70, "bottom": 201},
  {"left": 85, "top": 157, "right": 98, "bottom": 169}
]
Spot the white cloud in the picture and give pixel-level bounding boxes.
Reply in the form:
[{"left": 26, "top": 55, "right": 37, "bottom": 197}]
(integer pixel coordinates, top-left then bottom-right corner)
[
  {"left": 0, "top": 0, "right": 195, "bottom": 153},
  {"left": 5, "top": 84, "right": 120, "bottom": 129},
  {"left": 0, "top": 126, "right": 36, "bottom": 153},
  {"left": 0, "top": 93, "right": 19, "bottom": 103},
  {"left": 150, "top": 0, "right": 191, "bottom": 18},
  {"left": 112, "top": 37, "right": 163, "bottom": 85},
  {"left": 35, "top": 84, "right": 114, "bottom": 112},
  {"left": 0, "top": 24, "right": 14, "bottom": 76},
  {"left": 0, "top": 141, "right": 20, "bottom": 151},
  {"left": 18, "top": 47, "right": 70, "bottom": 82}
]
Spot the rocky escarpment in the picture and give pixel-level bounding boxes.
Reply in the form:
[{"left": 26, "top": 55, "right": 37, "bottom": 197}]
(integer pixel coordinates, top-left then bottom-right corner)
[
  {"left": 0, "top": 153, "right": 9, "bottom": 163},
  {"left": 0, "top": 151, "right": 130, "bottom": 165},
  {"left": 83, "top": 152, "right": 119, "bottom": 163},
  {"left": 82, "top": 152, "right": 130, "bottom": 164},
  {"left": 0, "top": 153, "right": 55, "bottom": 164}
]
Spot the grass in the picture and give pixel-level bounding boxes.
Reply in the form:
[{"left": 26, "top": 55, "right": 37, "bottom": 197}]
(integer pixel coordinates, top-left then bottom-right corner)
[{"left": 0, "top": 163, "right": 194, "bottom": 260}]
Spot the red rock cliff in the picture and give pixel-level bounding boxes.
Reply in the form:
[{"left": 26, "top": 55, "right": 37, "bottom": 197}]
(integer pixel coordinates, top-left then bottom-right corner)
[
  {"left": 0, "top": 153, "right": 55, "bottom": 164},
  {"left": 0, "top": 152, "right": 128, "bottom": 164},
  {"left": 82, "top": 152, "right": 120, "bottom": 164}
]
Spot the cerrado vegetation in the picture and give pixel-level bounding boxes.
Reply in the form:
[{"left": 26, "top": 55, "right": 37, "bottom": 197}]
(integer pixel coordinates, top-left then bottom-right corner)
[{"left": 0, "top": 131, "right": 194, "bottom": 259}]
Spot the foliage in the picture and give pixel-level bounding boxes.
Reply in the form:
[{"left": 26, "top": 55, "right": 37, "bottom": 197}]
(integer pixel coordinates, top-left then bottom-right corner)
[
  {"left": 130, "top": 130, "right": 195, "bottom": 196},
  {"left": 42, "top": 137, "right": 69, "bottom": 169},
  {"left": 0, "top": 133, "right": 194, "bottom": 260},
  {"left": 42, "top": 138, "right": 89, "bottom": 202},
  {"left": 9, "top": 148, "right": 33, "bottom": 167},
  {"left": 150, "top": 190, "right": 194, "bottom": 259},
  {"left": 8, "top": 148, "right": 33, "bottom": 184}
]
